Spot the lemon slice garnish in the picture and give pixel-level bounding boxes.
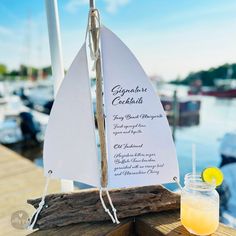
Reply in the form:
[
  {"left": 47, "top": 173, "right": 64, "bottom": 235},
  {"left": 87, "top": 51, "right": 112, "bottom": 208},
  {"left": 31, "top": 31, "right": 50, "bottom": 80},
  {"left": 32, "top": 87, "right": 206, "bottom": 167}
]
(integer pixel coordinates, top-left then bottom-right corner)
[{"left": 201, "top": 167, "right": 224, "bottom": 187}]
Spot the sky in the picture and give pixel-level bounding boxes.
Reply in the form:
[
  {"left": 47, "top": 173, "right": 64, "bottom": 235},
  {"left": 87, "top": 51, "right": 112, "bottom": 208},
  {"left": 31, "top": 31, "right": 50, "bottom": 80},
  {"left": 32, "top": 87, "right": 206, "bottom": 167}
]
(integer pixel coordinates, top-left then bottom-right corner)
[{"left": 0, "top": 0, "right": 236, "bottom": 80}]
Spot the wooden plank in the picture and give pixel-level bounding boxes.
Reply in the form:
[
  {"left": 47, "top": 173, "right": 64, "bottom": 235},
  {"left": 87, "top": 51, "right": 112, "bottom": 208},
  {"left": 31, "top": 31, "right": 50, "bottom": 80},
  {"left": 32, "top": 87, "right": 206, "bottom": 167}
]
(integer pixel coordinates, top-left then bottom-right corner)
[
  {"left": 136, "top": 210, "right": 236, "bottom": 236},
  {"left": 0, "top": 145, "right": 60, "bottom": 236},
  {"left": 107, "top": 221, "right": 135, "bottom": 236},
  {"left": 28, "top": 211, "right": 236, "bottom": 236},
  {"left": 135, "top": 220, "right": 164, "bottom": 236}
]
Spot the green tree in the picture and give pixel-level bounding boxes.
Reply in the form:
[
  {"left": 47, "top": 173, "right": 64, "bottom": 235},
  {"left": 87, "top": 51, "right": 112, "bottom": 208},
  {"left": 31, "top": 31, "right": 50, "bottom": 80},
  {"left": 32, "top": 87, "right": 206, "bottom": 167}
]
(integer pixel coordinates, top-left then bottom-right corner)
[{"left": 0, "top": 64, "right": 7, "bottom": 75}]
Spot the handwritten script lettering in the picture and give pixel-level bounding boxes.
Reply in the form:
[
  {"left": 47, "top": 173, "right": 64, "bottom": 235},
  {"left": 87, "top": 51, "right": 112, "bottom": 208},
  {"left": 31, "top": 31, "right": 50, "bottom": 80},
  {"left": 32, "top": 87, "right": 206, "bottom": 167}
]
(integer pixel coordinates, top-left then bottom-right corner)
[
  {"left": 111, "top": 85, "right": 147, "bottom": 106},
  {"left": 107, "top": 84, "right": 167, "bottom": 182}
]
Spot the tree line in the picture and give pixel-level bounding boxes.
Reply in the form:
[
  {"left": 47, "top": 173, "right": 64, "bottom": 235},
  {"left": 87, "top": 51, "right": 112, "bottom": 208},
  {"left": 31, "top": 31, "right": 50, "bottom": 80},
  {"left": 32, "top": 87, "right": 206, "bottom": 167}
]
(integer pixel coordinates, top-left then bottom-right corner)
[
  {"left": 171, "top": 63, "right": 236, "bottom": 86},
  {"left": 0, "top": 64, "right": 52, "bottom": 79}
]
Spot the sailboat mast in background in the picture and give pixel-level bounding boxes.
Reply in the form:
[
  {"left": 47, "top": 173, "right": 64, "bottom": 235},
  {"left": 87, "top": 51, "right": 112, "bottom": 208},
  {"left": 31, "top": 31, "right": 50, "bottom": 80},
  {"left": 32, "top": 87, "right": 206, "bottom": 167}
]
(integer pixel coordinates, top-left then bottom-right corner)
[{"left": 45, "top": 0, "right": 74, "bottom": 192}]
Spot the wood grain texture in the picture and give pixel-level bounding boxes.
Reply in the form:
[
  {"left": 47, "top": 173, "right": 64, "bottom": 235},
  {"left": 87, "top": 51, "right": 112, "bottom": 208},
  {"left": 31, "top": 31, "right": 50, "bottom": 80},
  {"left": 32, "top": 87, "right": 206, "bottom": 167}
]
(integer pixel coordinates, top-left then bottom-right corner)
[
  {"left": 135, "top": 210, "right": 236, "bottom": 236},
  {"left": 0, "top": 145, "right": 60, "bottom": 236},
  {"left": 28, "top": 219, "right": 135, "bottom": 236},
  {"left": 27, "top": 211, "right": 236, "bottom": 236},
  {"left": 27, "top": 185, "right": 180, "bottom": 229},
  {"left": 90, "top": 9, "right": 108, "bottom": 188}
]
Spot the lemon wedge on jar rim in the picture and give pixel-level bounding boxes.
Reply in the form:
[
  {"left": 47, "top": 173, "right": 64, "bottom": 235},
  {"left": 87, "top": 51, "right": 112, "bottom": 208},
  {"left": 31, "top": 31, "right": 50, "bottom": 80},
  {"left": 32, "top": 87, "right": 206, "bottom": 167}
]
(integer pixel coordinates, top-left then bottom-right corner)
[{"left": 201, "top": 167, "right": 224, "bottom": 187}]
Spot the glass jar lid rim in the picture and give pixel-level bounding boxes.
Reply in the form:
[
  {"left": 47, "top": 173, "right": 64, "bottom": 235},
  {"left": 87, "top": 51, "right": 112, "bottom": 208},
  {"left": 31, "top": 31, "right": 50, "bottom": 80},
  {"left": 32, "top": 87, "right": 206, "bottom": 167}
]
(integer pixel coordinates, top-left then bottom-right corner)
[{"left": 184, "top": 172, "right": 216, "bottom": 190}]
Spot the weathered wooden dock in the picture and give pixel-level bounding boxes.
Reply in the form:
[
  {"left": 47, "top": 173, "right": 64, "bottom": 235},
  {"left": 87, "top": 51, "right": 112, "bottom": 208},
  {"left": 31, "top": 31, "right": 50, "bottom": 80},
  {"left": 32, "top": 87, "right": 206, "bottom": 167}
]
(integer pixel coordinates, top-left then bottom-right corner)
[
  {"left": 0, "top": 145, "right": 235, "bottom": 236},
  {"left": 0, "top": 145, "right": 60, "bottom": 236},
  {"left": 29, "top": 210, "right": 236, "bottom": 236}
]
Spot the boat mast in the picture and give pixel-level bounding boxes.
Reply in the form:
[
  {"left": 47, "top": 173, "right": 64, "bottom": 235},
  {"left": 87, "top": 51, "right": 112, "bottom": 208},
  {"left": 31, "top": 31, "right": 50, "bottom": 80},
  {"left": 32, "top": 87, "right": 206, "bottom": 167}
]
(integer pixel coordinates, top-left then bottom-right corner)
[
  {"left": 45, "top": 0, "right": 74, "bottom": 192},
  {"left": 89, "top": 0, "right": 108, "bottom": 188}
]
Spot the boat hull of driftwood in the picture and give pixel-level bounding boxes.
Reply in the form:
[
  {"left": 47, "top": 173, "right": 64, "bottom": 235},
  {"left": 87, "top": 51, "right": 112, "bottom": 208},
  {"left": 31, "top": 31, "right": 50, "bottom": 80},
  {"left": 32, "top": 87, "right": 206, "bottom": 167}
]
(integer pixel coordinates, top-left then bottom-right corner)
[{"left": 28, "top": 185, "right": 180, "bottom": 230}]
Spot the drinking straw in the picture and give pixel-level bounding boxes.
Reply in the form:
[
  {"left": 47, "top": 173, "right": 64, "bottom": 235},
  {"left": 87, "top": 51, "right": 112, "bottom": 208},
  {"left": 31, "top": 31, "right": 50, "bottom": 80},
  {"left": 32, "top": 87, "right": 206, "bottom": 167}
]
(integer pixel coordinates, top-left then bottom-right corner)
[{"left": 192, "top": 143, "right": 196, "bottom": 176}]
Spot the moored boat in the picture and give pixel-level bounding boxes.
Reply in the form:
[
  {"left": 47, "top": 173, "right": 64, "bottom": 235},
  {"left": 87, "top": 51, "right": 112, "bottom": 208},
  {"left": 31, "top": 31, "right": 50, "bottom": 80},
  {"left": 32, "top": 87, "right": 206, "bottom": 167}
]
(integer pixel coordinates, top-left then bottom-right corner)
[{"left": 188, "top": 78, "right": 236, "bottom": 98}]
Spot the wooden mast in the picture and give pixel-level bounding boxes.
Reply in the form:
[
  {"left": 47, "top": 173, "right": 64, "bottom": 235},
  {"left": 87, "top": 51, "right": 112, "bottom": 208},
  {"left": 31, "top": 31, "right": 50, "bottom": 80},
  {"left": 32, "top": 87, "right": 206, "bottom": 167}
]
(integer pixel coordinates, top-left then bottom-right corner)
[{"left": 89, "top": 0, "right": 108, "bottom": 188}]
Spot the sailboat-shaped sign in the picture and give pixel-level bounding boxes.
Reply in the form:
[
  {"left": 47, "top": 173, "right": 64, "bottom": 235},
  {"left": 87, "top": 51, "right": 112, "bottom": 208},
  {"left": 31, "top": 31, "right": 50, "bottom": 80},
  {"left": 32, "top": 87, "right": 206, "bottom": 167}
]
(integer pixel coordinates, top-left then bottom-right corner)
[
  {"left": 29, "top": 3, "right": 179, "bottom": 229},
  {"left": 44, "top": 26, "right": 179, "bottom": 190},
  {"left": 101, "top": 26, "right": 179, "bottom": 188}
]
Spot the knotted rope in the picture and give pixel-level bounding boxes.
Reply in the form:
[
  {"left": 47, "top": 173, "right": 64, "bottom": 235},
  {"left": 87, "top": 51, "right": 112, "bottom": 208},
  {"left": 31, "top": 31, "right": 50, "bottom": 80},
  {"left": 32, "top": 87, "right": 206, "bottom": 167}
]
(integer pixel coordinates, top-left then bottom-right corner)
[{"left": 28, "top": 170, "right": 52, "bottom": 230}]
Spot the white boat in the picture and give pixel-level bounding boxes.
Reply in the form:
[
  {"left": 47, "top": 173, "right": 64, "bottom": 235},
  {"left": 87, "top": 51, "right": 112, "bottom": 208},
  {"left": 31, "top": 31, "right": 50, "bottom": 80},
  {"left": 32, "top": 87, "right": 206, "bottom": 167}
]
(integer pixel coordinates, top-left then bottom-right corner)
[{"left": 0, "top": 94, "right": 48, "bottom": 145}]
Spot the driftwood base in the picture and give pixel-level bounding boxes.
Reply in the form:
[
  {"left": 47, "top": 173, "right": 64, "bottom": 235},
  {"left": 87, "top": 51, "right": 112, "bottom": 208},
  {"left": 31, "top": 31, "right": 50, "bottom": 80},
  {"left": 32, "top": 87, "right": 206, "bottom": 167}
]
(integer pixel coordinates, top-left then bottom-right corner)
[{"left": 27, "top": 185, "right": 180, "bottom": 230}]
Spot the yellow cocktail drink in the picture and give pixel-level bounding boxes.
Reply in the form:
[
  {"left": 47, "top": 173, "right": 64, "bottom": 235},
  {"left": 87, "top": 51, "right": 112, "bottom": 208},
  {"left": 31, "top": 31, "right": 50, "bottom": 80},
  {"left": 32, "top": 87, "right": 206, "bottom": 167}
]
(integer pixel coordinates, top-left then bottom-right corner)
[
  {"left": 181, "top": 173, "right": 219, "bottom": 235},
  {"left": 181, "top": 195, "right": 219, "bottom": 235}
]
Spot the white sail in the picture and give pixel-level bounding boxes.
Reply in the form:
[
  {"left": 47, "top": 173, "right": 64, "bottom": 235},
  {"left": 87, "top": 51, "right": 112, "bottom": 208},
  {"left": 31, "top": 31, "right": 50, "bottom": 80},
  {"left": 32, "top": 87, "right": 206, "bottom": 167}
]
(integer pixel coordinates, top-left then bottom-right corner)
[
  {"left": 43, "top": 43, "right": 100, "bottom": 187},
  {"left": 101, "top": 26, "right": 179, "bottom": 189}
]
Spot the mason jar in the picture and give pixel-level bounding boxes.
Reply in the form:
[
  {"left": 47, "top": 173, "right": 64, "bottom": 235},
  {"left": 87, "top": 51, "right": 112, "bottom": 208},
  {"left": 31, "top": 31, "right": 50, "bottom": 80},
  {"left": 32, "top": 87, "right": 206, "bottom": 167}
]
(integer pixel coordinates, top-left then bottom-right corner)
[{"left": 181, "top": 173, "right": 219, "bottom": 235}]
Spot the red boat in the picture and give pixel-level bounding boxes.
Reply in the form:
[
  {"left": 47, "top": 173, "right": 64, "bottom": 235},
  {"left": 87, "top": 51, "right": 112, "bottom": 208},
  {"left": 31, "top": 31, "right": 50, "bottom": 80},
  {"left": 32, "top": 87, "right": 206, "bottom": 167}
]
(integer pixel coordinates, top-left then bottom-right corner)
[
  {"left": 202, "top": 89, "right": 236, "bottom": 97},
  {"left": 188, "top": 79, "right": 236, "bottom": 98},
  {"left": 189, "top": 88, "right": 236, "bottom": 98}
]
